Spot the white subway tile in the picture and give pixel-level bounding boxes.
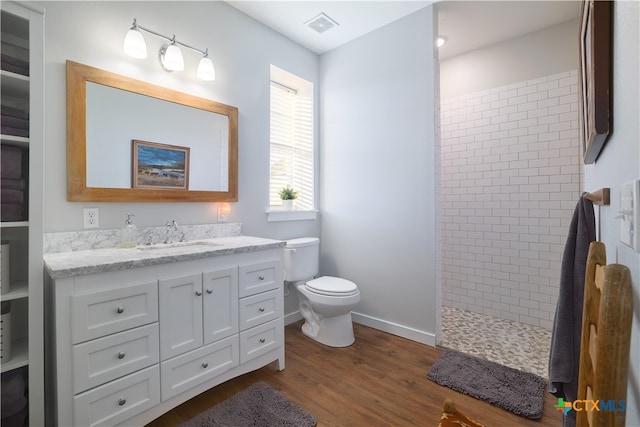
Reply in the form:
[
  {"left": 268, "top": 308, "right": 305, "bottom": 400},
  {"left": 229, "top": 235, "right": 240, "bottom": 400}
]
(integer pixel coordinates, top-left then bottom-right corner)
[{"left": 441, "top": 70, "right": 578, "bottom": 327}]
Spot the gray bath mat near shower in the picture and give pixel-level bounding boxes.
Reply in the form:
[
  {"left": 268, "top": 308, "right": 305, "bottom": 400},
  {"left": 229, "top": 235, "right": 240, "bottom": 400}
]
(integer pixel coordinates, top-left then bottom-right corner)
[
  {"left": 427, "top": 349, "right": 545, "bottom": 419},
  {"left": 179, "top": 382, "right": 317, "bottom": 427}
]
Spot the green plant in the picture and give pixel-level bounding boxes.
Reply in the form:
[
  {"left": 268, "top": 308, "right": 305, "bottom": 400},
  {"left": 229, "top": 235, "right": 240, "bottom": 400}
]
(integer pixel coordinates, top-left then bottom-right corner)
[{"left": 279, "top": 186, "right": 298, "bottom": 200}]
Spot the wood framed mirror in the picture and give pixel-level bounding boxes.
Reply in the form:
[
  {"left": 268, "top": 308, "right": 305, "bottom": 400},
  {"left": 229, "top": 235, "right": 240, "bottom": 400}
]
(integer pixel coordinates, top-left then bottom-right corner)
[{"left": 66, "top": 60, "right": 238, "bottom": 202}]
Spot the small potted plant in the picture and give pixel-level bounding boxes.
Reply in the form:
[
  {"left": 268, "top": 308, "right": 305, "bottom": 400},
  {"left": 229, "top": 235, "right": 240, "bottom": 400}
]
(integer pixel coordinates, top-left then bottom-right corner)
[{"left": 279, "top": 185, "right": 298, "bottom": 210}]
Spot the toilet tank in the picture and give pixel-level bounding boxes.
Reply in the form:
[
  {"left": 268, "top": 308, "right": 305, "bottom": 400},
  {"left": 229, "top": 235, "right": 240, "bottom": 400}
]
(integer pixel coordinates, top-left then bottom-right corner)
[{"left": 284, "top": 237, "right": 319, "bottom": 282}]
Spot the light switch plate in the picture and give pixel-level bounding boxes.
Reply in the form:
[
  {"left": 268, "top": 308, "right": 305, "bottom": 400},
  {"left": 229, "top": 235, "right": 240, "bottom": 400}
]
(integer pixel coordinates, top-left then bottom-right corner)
[{"left": 619, "top": 180, "right": 640, "bottom": 252}]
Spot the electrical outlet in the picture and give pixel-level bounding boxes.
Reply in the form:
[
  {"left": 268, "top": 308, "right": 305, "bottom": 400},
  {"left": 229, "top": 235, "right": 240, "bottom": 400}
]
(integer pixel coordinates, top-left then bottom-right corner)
[{"left": 83, "top": 207, "right": 99, "bottom": 229}]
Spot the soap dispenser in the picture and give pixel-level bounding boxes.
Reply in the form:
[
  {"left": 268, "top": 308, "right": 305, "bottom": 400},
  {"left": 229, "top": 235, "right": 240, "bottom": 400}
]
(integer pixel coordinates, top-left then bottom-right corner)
[{"left": 121, "top": 213, "right": 137, "bottom": 248}]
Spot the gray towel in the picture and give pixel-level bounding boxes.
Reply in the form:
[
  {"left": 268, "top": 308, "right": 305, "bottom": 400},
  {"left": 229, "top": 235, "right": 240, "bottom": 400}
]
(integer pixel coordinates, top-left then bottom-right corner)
[
  {"left": 1, "top": 203, "right": 23, "bottom": 222},
  {"left": 0, "top": 179, "right": 24, "bottom": 191},
  {"left": 548, "top": 194, "right": 595, "bottom": 427},
  {"left": 1, "top": 370, "right": 27, "bottom": 419},
  {"left": 1, "top": 189, "right": 23, "bottom": 204},
  {"left": 1, "top": 146, "right": 22, "bottom": 179}
]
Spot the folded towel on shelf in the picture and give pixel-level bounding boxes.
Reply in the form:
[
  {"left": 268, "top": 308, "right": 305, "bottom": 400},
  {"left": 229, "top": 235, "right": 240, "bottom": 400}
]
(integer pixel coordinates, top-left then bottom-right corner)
[
  {"left": 0, "top": 126, "right": 28, "bottom": 138},
  {"left": 1, "top": 189, "right": 23, "bottom": 204},
  {"left": 1, "top": 106, "right": 29, "bottom": 121},
  {"left": 0, "top": 179, "right": 25, "bottom": 190},
  {"left": 0, "top": 54, "right": 29, "bottom": 76},
  {"left": 1, "top": 203, "right": 24, "bottom": 222},
  {"left": 0, "top": 42, "right": 29, "bottom": 63},
  {"left": 1, "top": 115, "right": 28, "bottom": 131},
  {"left": 1, "top": 146, "right": 23, "bottom": 179},
  {"left": 1, "top": 370, "right": 28, "bottom": 419}
]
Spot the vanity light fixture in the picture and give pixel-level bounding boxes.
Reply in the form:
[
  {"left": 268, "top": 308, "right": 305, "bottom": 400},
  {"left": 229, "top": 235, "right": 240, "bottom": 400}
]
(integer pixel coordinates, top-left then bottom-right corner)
[
  {"left": 123, "top": 18, "right": 215, "bottom": 81},
  {"left": 436, "top": 36, "right": 447, "bottom": 48},
  {"left": 159, "top": 39, "right": 184, "bottom": 71}
]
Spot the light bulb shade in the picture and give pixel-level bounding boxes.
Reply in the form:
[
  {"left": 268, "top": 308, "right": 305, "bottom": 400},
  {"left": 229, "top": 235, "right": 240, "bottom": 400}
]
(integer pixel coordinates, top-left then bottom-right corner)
[
  {"left": 161, "top": 44, "right": 184, "bottom": 71},
  {"left": 123, "top": 28, "right": 147, "bottom": 59},
  {"left": 197, "top": 56, "right": 216, "bottom": 81}
]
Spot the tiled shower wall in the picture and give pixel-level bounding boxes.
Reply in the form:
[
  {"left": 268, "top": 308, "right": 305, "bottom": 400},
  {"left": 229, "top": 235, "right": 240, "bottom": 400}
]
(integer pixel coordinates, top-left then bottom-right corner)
[{"left": 440, "top": 70, "right": 582, "bottom": 329}]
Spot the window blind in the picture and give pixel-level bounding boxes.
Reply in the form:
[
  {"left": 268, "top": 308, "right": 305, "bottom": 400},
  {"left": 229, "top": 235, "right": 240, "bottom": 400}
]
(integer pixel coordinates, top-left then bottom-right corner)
[{"left": 269, "top": 81, "right": 314, "bottom": 210}]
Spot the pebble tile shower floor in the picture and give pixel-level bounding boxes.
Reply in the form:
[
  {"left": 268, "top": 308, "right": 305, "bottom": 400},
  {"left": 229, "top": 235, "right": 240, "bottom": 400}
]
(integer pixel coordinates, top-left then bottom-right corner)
[{"left": 440, "top": 306, "right": 551, "bottom": 379}]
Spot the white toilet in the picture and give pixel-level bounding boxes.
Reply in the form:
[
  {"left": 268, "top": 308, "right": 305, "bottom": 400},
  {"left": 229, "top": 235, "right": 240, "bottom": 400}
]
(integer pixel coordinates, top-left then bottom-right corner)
[{"left": 284, "top": 237, "right": 360, "bottom": 347}]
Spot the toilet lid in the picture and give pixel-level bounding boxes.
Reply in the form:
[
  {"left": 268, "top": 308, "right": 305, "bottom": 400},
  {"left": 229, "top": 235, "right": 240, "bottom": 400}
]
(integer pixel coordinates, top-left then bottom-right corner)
[{"left": 306, "top": 276, "right": 358, "bottom": 296}]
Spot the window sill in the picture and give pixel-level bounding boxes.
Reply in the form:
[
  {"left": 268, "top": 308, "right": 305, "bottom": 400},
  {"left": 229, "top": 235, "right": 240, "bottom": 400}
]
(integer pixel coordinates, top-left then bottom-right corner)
[{"left": 266, "top": 209, "right": 318, "bottom": 222}]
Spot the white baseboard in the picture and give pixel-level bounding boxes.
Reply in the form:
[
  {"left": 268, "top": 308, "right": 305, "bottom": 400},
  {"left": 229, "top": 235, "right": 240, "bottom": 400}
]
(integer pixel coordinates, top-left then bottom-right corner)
[
  {"left": 351, "top": 311, "right": 436, "bottom": 346},
  {"left": 284, "top": 310, "right": 435, "bottom": 346},
  {"left": 284, "top": 311, "right": 303, "bottom": 326}
]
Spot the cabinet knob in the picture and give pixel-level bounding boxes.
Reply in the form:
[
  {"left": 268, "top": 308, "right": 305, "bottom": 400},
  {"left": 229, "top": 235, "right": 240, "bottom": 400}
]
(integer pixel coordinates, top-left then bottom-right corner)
[
  {"left": 258, "top": 276, "right": 265, "bottom": 281},
  {"left": 258, "top": 307, "right": 265, "bottom": 312},
  {"left": 206, "top": 288, "right": 213, "bottom": 294},
  {"left": 117, "top": 352, "right": 125, "bottom": 360},
  {"left": 195, "top": 290, "right": 202, "bottom": 296},
  {"left": 116, "top": 306, "right": 125, "bottom": 314},
  {"left": 118, "top": 398, "right": 126, "bottom": 406},
  {"left": 201, "top": 362, "right": 209, "bottom": 368},
  {"left": 259, "top": 338, "right": 266, "bottom": 344}
]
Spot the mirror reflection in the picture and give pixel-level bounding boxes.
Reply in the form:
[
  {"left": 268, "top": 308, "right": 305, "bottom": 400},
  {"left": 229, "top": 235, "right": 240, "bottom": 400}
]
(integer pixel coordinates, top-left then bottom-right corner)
[{"left": 86, "top": 82, "right": 229, "bottom": 191}]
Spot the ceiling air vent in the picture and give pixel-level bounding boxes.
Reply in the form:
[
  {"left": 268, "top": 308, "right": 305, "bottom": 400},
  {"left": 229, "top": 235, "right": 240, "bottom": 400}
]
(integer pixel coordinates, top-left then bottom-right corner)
[{"left": 304, "top": 12, "right": 339, "bottom": 34}]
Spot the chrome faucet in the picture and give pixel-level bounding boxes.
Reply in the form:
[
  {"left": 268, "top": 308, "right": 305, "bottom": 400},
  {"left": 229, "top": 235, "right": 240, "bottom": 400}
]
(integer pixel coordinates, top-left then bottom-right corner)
[{"left": 165, "top": 220, "right": 178, "bottom": 244}]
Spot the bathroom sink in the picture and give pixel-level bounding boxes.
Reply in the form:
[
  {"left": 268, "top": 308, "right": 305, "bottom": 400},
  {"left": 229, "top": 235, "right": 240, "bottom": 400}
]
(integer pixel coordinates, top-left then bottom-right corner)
[{"left": 137, "top": 241, "right": 223, "bottom": 250}]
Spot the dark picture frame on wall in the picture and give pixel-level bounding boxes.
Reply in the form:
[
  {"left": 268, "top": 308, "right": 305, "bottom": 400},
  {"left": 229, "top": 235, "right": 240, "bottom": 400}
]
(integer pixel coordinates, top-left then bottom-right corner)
[{"left": 579, "top": 0, "right": 612, "bottom": 164}]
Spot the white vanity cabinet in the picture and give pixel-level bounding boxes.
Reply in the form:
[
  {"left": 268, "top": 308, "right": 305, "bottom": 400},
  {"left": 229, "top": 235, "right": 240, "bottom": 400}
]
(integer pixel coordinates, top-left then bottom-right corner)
[{"left": 47, "top": 245, "right": 284, "bottom": 427}]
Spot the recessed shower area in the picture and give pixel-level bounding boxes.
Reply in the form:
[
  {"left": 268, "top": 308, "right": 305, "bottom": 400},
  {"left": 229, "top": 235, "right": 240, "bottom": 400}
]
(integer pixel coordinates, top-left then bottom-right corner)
[{"left": 436, "top": 1, "right": 583, "bottom": 377}]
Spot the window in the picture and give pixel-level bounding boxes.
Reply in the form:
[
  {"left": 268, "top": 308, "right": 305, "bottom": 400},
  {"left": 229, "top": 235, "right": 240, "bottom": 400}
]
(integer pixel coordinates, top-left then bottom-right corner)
[{"left": 269, "top": 65, "right": 314, "bottom": 211}]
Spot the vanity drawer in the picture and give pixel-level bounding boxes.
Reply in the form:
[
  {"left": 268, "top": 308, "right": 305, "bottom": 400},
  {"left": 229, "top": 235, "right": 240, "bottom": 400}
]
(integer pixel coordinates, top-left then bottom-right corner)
[
  {"left": 238, "top": 260, "right": 281, "bottom": 298},
  {"left": 73, "top": 365, "right": 160, "bottom": 427},
  {"left": 239, "top": 318, "right": 282, "bottom": 364},
  {"left": 72, "top": 323, "right": 159, "bottom": 394},
  {"left": 239, "top": 289, "right": 281, "bottom": 331},
  {"left": 71, "top": 281, "right": 158, "bottom": 344},
  {"left": 160, "top": 335, "right": 239, "bottom": 401}
]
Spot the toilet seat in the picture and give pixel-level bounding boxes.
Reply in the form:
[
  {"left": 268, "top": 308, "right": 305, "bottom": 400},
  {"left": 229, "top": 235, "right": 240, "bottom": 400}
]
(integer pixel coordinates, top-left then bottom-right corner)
[{"left": 306, "top": 276, "right": 359, "bottom": 297}]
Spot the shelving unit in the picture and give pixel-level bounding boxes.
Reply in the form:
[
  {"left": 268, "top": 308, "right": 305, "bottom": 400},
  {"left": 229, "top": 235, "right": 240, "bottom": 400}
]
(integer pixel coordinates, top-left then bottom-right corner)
[{"left": 0, "top": 2, "right": 44, "bottom": 426}]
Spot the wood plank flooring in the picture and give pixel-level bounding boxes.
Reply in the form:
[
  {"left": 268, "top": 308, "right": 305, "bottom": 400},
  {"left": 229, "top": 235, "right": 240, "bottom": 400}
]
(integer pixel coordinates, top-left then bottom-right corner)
[{"left": 147, "top": 321, "right": 562, "bottom": 426}]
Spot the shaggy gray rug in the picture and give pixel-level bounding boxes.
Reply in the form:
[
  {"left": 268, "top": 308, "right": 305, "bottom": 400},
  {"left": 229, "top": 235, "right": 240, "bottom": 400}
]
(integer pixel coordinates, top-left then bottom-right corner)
[
  {"left": 179, "top": 382, "right": 317, "bottom": 427},
  {"left": 427, "top": 349, "right": 545, "bottom": 419}
]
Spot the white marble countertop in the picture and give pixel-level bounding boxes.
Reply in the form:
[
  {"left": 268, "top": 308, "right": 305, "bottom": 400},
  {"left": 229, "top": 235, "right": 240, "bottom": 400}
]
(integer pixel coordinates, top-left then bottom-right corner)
[{"left": 44, "top": 235, "right": 285, "bottom": 279}]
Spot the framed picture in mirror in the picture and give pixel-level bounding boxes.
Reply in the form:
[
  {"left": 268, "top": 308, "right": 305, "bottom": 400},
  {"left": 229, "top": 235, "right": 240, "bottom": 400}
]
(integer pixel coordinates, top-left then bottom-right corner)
[
  {"left": 579, "top": 0, "right": 612, "bottom": 164},
  {"left": 132, "top": 140, "right": 190, "bottom": 190}
]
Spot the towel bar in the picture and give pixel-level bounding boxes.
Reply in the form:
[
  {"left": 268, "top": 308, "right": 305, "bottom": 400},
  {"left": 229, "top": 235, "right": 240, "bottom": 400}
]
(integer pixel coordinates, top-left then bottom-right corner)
[{"left": 584, "top": 188, "right": 610, "bottom": 205}]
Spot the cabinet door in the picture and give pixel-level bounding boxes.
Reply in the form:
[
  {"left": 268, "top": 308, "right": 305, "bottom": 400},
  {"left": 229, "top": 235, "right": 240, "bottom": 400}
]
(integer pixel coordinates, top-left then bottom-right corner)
[
  {"left": 203, "top": 267, "right": 238, "bottom": 345},
  {"left": 159, "top": 274, "right": 203, "bottom": 361}
]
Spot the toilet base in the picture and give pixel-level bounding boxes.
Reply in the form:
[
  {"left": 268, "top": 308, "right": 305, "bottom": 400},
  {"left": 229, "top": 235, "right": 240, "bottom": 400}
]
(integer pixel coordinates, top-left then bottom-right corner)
[{"left": 301, "top": 312, "right": 355, "bottom": 347}]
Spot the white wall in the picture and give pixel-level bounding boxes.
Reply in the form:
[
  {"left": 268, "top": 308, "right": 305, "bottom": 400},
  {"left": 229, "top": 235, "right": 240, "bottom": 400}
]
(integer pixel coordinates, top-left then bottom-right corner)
[
  {"left": 319, "top": 7, "right": 438, "bottom": 344},
  {"left": 441, "top": 70, "right": 581, "bottom": 329},
  {"left": 37, "top": 1, "right": 319, "bottom": 245},
  {"left": 584, "top": 1, "right": 640, "bottom": 423},
  {"left": 36, "top": 0, "right": 323, "bottom": 319},
  {"left": 440, "top": 20, "right": 578, "bottom": 100}
]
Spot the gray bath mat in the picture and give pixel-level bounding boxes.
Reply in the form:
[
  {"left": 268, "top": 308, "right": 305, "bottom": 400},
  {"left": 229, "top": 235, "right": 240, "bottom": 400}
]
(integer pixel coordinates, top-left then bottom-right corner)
[
  {"left": 179, "top": 382, "right": 317, "bottom": 427},
  {"left": 427, "top": 349, "right": 545, "bottom": 419}
]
